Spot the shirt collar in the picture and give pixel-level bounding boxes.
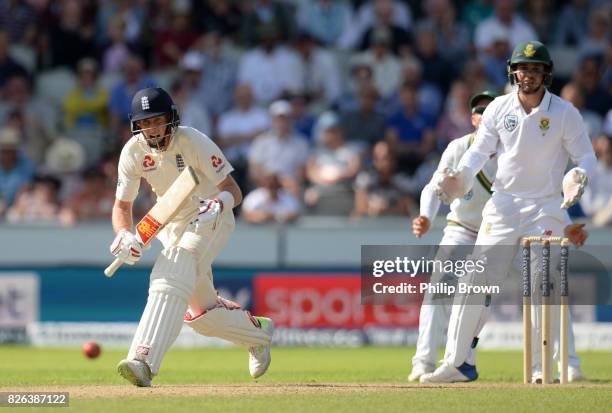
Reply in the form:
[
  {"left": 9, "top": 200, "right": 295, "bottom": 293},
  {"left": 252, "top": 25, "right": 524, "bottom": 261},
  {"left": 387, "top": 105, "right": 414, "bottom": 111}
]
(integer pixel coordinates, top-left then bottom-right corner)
[{"left": 512, "top": 88, "right": 552, "bottom": 114}]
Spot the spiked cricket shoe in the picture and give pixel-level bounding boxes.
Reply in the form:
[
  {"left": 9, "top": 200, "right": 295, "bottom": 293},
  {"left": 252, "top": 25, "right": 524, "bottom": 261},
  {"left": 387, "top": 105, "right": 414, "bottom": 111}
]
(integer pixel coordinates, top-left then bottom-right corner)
[
  {"left": 117, "top": 359, "right": 152, "bottom": 387},
  {"left": 249, "top": 317, "right": 274, "bottom": 378}
]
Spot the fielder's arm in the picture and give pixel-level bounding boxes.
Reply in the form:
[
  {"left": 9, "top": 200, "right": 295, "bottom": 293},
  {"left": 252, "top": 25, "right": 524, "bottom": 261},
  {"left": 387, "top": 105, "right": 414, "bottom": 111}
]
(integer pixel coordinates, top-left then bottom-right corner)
[
  {"left": 415, "top": 140, "right": 462, "bottom": 237},
  {"left": 560, "top": 106, "right": 597, "bottom": 209}
]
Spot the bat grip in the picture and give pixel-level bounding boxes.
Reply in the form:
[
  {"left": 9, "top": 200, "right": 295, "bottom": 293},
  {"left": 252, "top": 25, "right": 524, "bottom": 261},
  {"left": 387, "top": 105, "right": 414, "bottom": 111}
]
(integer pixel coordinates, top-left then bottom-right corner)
[{"left": 104, "top": 258, "right": 124, "bottom": 277}]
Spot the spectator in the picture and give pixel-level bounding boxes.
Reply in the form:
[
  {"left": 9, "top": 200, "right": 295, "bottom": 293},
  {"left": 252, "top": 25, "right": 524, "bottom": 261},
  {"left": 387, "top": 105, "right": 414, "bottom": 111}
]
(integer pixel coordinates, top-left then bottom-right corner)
[
  {"left": 480, "top": 26, "right": 512, "bottom": 89},
  {"left": 238, "top": 24, "right": 302, "bottom": 105},
  {"left": 423, "top": 0, "right": 470, "bottom": 72},
  {"left": 192, "top": 0, "right": 242, "bottom": 39},
  {"left": 287, "top": 91, "right": 316, "bottom": 141},
  {"left": 474, "top": 0, "right": 538, "bottom": 52},
  {"left": 554, "top": 0, "right": 593, "bottom": 46},
  {"left": 385, "top": 83, "right": 436, "bottom": 174},
  {"left": 178, "top": 51, "right": 204, "bottom": 91},
  {"left": 414, "top": 22, "right": 455, "bottom": 95},
  {"left": 6, "top": 175, "right": 61, "bottom": 223},
  {"left": 154, "top": 10, "right": 198, "bottom": 68},
  {"left": 339, "top": 84, "right": 386, "bottom": 151},
  {"left": 249, "top": 100, "right": 309, "bottom": 194},
  {"left": 0, "top": 29, "right": 27, "bottom": 88},
  {"left": 561, "top": 82, "right": 602, "bottom": 139},
  {"left": 335, "top": 60, "right": 376, "bottom": 112},
  {"left": 339, "top": 0, "right": 412, "bottom": 51},
  {"left": 42, "top": 137, "right": 86, "bottom": 199},
  {"left": 101, "top": 15, "right": 131, "bottom": 74},
  {"left": 293, "top": 32, "right": 342, "bottom": 106},
  {"left": 578, "top": 7, "right": 610, "bottom": 59},
  {"left": 573, "top": 55, "right": 612, "bottom": 117},
  {"left": 357, "top": 1, "right": 412, "bottom": 56},
  {"left": 0, "top": 75, "right": 57, "bottom": 163},
  {"left": 460, "top": 0, "right": 493, "bottom": 38},
  {"left": 460, "top": 59, "right": 495, "bottom": 99},
  {"left": 241, "top": 0, "right": 297, "bottom": 47},
  {"left": 352, "top": 141, "right": 412, "bottom": 217},
  {"left": 108, "top": 54, "right": 156, "bottom": 138},
  {"left": 170, "top": 80, "right": 212, "bottom": 135},
  {"left": 436, "top": 80, "right": 475, "bottom": 145},
  {"left": 524, "top": 0, "right": 556, "bottom": 45},
  {"left": 297, "top": 0, "right": 353, "bottom": 47},
  {"left": 63, "top": 58, "right": 109, "bottom": 132},
  {"left": 194, "top": 31, "right": 238, "bottom": 118},
  {"left": 352, "top": 28, "right": 402, "bottom": 99},
  {"left": 241, "top": 170, "right": 300, "bottom": 224},
  {"left": 390, "top": 57, "right": 443, "bottom": 120},
  {"left": 59, "top": 168, "right": 115, "bottom": 226},
  {"left": 0, "top": 127, "right": 34, "bottom": 208},
  {"left": 95, "top": 0, "right": 147, "bottom": 48},
  {"left": 304, "top": 112, "right": 361, "bottom": 215},
  {"left": 0, "top": 0, "right": 38, "bottom": 44},
  {"left": 218, "top": 84, "right": 270, "bottom": 189},
  {"left": 580, "top": 134, "right": 612, "bottom": 226},
  {"left": 44, "top": 0, "right": 95, "bottom": 70}
]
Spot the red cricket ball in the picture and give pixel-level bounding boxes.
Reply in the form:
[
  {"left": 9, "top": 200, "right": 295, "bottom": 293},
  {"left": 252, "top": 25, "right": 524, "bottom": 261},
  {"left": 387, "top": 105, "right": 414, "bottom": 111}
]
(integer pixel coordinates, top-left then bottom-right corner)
[{"left": 82, "top": 341, "right": 101, "bottom": 359}]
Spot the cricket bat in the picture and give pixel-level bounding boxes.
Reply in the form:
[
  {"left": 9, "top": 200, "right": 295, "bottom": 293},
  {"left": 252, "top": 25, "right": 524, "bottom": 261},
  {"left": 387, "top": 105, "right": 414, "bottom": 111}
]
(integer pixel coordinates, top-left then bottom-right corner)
[{"left": 104, "top": 166, "right": 200, "bottom": 277}]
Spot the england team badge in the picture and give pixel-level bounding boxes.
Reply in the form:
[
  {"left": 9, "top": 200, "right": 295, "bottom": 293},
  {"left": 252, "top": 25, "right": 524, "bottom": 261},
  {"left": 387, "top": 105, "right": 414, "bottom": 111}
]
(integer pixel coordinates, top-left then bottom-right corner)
[{"left": 504, "top": 114, "right": 518, "bottom": 132}]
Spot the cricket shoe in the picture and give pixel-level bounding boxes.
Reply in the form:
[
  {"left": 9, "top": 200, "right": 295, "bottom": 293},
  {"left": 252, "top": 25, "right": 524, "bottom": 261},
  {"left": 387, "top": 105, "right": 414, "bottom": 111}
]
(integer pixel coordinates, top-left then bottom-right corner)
[
  {"left": 249, "top": 317, "right": 274, "bottom": 378},
  {"left": 568, "top": 366, "right": 587, "bottom": 382},
  {"left": 408, "top": 364, "right": 435, "bottom": 382},
  {"left": 419, "top": 362, "right": 478, "bottom": 383},
  {"left": 117, "top": 359, "right": 152, "bottom": 387}
]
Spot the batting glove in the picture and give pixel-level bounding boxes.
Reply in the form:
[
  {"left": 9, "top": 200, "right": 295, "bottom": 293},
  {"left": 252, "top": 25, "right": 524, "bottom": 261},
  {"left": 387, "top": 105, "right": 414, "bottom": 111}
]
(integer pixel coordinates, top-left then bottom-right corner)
[
  {"left": 561, "top": 167, "right": 588, "bottom": 209},
  {"left": 110, "top": 229, "right": 143, "bottom": 265},
  {"left": 191, "top": 197, "right": 223, "bottom": 230}
]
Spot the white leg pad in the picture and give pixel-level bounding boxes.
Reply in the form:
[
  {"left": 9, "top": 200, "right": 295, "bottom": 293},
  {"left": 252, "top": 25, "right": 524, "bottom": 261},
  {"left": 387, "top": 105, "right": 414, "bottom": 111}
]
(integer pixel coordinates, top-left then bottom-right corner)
[
  {"left": 185, "top": 303, "right": 272, "bottom": 347},
  {"left": 127, "top": 247, "right": 195, "bottom": 375}
]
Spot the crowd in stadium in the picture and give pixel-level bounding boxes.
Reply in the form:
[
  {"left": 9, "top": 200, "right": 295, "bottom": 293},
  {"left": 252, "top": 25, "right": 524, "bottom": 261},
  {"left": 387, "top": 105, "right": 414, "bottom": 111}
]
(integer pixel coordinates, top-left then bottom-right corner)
[{"left": 0, "top": 0, "right": 610, "bottom": 225}]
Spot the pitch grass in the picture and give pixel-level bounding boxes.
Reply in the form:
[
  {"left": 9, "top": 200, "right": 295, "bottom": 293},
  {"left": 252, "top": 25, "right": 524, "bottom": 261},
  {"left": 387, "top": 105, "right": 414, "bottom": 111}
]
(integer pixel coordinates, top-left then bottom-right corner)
[{"left": 1, "top": 346, "right": 611, "bottom": 412}]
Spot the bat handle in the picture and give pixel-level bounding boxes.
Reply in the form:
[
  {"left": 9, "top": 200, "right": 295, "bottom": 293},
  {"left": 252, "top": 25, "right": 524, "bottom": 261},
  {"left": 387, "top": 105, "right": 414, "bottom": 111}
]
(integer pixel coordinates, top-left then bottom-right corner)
[{"left": 104, "top": 258, "right": 124, "bottom": 277}]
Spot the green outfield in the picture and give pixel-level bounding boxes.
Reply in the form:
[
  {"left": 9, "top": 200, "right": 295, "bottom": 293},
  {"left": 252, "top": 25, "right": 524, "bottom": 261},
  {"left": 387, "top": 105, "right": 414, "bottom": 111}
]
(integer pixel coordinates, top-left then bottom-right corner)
[{"left": 1, "top": 346, "right": 611, "bottom": 412}]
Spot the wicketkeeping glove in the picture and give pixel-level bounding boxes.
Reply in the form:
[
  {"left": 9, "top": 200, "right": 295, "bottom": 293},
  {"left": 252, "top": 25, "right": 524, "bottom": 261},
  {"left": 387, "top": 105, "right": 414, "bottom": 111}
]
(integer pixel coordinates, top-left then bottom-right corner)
[
  {"left": 109, "top": 229, "right": 143, "bottom": 265},
  {"left": 561, "top": 167, "right": 588, "bottom": 209}
]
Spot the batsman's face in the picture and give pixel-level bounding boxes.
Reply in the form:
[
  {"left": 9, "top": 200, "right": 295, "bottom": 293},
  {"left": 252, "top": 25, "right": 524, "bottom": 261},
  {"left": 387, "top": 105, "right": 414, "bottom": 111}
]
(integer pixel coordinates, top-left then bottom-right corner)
[
  {"left": 515, "top": 63, "right": 545, "bottom": 95},
  {"left": 137, "top": 114, "right": 171, "bottom": 142},
  {"left": 137, "top": 114, "right": 174, "bottom": 150}
]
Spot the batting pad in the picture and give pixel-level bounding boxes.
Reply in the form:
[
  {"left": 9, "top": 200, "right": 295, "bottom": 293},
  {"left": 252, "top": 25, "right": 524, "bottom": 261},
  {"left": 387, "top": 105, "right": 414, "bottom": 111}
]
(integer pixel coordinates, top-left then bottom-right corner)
[
  {"left": 185, "top": 305, "right": 272, "bottom": 347},
  {"left": 127, "top": 247, "right": 195, "bottom": 375}
]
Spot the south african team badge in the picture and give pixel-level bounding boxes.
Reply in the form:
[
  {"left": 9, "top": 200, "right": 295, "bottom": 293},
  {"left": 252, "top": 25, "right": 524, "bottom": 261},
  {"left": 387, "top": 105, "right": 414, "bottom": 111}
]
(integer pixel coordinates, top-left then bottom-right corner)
[
  {"left": 539, "top": 117, "right": 550, "bottom": 134},
  {"left": 504, "top": 114, "right": 518, "bottom": 132}
]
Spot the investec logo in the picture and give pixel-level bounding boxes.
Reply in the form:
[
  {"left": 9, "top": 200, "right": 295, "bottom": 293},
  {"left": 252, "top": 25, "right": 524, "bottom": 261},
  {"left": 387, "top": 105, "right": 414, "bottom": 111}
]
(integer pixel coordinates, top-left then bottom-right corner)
[{"left": 141, "top": 96, "right": 150, "bottom": 110}]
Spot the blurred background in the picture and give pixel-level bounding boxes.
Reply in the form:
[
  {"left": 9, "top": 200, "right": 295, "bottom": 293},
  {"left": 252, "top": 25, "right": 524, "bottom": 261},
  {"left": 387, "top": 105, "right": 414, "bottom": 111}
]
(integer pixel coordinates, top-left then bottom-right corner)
[{"left": 0, "top": 0, "right": 610, "bottom": 350}]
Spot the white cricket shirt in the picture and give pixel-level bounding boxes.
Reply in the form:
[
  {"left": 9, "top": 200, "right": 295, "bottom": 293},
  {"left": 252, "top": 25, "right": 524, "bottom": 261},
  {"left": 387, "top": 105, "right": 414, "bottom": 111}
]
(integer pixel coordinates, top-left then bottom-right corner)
[
  {"left": 459, "top": 90, "right": 596, "bottom": 198},
  {"left": 116, "top": 126, "right": 234, "bottom": 222}
]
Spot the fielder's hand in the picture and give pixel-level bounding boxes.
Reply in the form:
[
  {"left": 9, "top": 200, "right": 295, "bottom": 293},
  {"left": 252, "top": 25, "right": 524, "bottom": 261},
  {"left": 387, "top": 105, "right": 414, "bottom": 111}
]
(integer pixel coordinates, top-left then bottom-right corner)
[
  {"left": 564, "top": 223, "right": 588, "bottom": 247},
  {"left": 110, "top": 229, "right": 143, "bottom": 265},
  {"left": 434, "top": 168, "right": 472, "bottom": 204},
  {"left": 191, "top": 197, "right": 222, "bottom": 230},
  {"left": 561, "top": 167, "right": 588, "bottom": 209},
  {"left": 412, "top": 216, "right": 431, "bottom": 238}
]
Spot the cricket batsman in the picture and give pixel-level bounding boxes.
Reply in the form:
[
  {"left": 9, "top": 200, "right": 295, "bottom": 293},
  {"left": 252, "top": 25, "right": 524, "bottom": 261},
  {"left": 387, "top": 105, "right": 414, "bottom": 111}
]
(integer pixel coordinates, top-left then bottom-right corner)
[
  {"left": 109, "top": 87, "right": 274, "bottom": 387},
  {"left": 420, "top": 41, "right": 596, "bottom": 383},
  {"left": 410, "top": 91, "right": 587, "bottom": 382}
]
